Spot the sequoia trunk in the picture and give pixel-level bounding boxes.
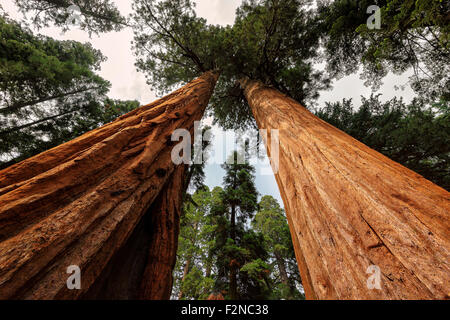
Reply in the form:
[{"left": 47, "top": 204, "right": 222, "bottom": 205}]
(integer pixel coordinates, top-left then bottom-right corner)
[
  {"left": 240, "top": 78, "right": 450, "bottom": 300},
  {"left": 0, "top": 71, "right": 218, "bottom": 299},
  {"left": 139, "top": 164, "right": 186, "bottom": 300}
]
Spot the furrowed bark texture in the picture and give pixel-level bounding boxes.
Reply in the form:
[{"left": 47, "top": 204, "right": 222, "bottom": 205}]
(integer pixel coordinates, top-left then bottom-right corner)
[
  {"left": 139, "top": 164, "right": 186, "bottom": 300},
  {"left": 0, "top": 71, "right": 218, "bottom": 299},
  {"left": 240, "top": 78, "right": 450, "bottom": 300},
  {"left": 81, "top": 165, "right": 186, "bottom": 300}
]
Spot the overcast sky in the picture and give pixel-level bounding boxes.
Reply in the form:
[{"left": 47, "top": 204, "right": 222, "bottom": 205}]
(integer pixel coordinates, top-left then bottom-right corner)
[{"left": 2, "top": 0, "right": 416, "bottom": 207}]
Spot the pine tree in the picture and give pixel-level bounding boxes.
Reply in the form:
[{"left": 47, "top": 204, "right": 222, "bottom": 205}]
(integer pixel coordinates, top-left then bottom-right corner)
[
  {"left": 0, "top": 15, "right": 139, "bottom": 168},
  {"left": 316, "top": 0, "right": 449, "bottom": 101},
  {"left": 220, "top": 151, "right": 259, "bottom": 299},
  {"left": 253, "top": 196, "right": 304, "bottom": 300},
  {"left": 13, "top": 0, "right": 127, "bottom": 35}
]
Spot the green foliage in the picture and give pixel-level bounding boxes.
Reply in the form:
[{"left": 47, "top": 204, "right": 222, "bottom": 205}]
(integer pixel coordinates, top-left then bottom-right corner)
[
  {"left": 184, "top": 126, "right": 214, "bottom": 193},
  {"left": 132, "top": 0, "right": 331, "bottom": 130},
  {"left": 0, "top": 15, "right": 139, "bottom": 168},
  {"left": 208, "top": 0, "right": 331, "bottom": 129},
  {"left": 179, "top": 266, "right": 215, "bottom": 300},
  {"left": 240, "top": 259, "right": 270, "bottom": 280},
  {"left": 317, "top": 0, "right": 449, "bottom": 101},
  {"left": 221, "top": 151, "right": 259, "bottom": 221},
  {"left": 173, "top": 186, "right": 218, "bottom": 300},
  {"left": 0, "top": 98, "right": 140, "bottom": 169},
  {"left": 212, "top": 154, "right": 265, "bottom": 299},
  {"left": 132, "top": 0, "right": 216, "bottom": 92},
  {"left": 174, "top": 156, "right": 304, "bottom": 300},
  {"left": 13, "top": 0, "right": 127, "bottom": 35},
  {"left": 0, "top": 15, "right": 110, "bottom": 115},
  {"left": 253, "top": 195, "right": 304, "bottom": 300},
  {"left": 315, "top": 95, "right": 449, "bottom": 190}
]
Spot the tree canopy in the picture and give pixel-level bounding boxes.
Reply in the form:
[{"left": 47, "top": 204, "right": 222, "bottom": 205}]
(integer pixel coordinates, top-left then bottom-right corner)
[
  {"left": 317, "top": 0, "right": 449, "bottom": 101},
  {"left": 132, "top": 0, "right": 331, "bottom": 130},
  {"left": 13, "top": 0, "right": 127, "bottom": 35},
  {"left": 132, "top": 0, "right": 449, "bottom": 125},
  {"left": 0, "top": 15, "right": 109, "bottom": 115},
  {"left": 0, "top": 15, "right": 139, "bottom": 168}
]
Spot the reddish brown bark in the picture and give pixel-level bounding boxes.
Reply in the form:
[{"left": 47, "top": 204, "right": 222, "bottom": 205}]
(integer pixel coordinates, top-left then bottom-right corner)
[
  {"left": 240, "top": 78, "right": 450, "bottom": 300},
  {"left": 0, "top": 71, "right": 218, "bottom": 299},
  {"left": 207, "top": 293, "right": 225, "bottom": 300},
  {"left": 139, "top": 164, "right": 186, "bottom": 300},
  {"left": 79, "top": 165, "right": 187, "bottom": 300}
]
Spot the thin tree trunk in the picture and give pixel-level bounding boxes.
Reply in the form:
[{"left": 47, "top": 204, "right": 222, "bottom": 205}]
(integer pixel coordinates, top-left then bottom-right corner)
[
  {"left": 178, "top": 258, "right": 191, "bottom": 300},
  {"left": 0, "top": 109, "right": 76, "bottom": 135},
  {"left": 240, "top": 77, "right": 450, "bottom": 300},
  {"left": 229, "top": 203, "right": 238, "bottom": 300},
  {"left": 177, "top": 220, "right": 199, "bottom": 300},
  {"left": 274, "top": 251, "right": 293, "bottom": 298},
  {"left": 0, "top": 71, "right": 218, "bottom": 299},
  {"left": 0, "top": 86, "right": 102, "bottom": 114}
]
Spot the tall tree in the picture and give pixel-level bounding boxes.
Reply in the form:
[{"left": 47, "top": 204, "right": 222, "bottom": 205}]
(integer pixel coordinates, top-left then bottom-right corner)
[
  {"left": 0, "top": 15, "right": 109, "bottom": 114},
  {"left": 253, "top": 195, "right": 303, "bottom": 300},
  {"left": 131, "top": 0, "right": 450, "bottom": 299},
  {"left": 0, "top": 71, "right": 218, "bottom": 299},
  {"left": 221, "top": 151, "right": 259, "bottom": 299}
]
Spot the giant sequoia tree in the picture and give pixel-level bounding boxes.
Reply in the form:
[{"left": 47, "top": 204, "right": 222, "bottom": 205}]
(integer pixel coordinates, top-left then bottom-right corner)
[
  {"left": 0, "top": 71, "right": 218, "bottom": 299},
  {"left": 132, "top": 0, "right": 449, "bottom": 299},
  {"left": 0, "top": 0, "right": 448, "bottom": 300}
]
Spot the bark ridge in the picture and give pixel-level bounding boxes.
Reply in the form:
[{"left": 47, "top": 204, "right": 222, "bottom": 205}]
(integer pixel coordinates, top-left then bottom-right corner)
[{"left": 0, "top": 71, "right": 218, "bottom": 299}]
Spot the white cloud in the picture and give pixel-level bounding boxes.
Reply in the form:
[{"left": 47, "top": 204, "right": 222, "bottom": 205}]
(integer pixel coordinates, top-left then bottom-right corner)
[{"left": 196, "top": 0, "right": 242, "bottom": 25}]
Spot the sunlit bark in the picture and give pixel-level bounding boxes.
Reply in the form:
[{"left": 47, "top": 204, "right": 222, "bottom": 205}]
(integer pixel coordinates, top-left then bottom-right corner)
[
  {"left": 241, "top": 77, "right": 450, "bottom": 300},
  {"left": 0, "top": 71, "right": 218, "bottom": 299}
]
